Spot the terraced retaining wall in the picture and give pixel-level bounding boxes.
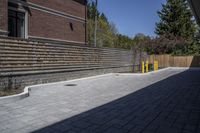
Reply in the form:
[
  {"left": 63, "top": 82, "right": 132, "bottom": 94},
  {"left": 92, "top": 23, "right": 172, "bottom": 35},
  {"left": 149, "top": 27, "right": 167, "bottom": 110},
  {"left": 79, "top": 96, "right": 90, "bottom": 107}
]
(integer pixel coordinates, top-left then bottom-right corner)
[{"left": 0, "top": 37, "right": 133, "bottom": 90}]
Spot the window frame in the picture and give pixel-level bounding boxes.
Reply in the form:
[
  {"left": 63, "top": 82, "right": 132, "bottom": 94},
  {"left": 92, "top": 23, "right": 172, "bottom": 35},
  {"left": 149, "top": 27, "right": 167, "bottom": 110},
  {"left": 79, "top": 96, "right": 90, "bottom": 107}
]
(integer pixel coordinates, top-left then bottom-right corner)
[{"left": 8, "top": 7, "right": 28, "bottom": 39}]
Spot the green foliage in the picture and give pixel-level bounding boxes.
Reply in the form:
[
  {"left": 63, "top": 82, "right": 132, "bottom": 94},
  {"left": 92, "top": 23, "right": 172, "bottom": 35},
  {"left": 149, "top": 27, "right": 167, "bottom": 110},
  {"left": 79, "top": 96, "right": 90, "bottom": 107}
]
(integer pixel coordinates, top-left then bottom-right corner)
[
  {"left": 155, "top": 0, "right": 197, "bottom": 40},
  {"left": 87, "top": 0, "right": 117, "bottom": 47},
  {"left": 114, "top": 34, "right": 133, "bottom": 49},
  {"left": 87, "top": 0, "right": 133, "bottom": 49},
  {"left": 96, "top": 16, "right": 118, "bottom": 48},
  {"left": 186, "top": 42, "right": 200, "bottom": 56},
  {"left": 154, "top": 0, "right": 200, "bottom": 55},
  {"left": 132, "top": 33, "right": 151, "bottom": 50},
  {"left": 144, "top": 35, "right": 189, "bottom": 54},
  {"left": 87, "top": 0, "right": 99, "bottom": 20},
  {"left": 143, "top": 34, "right": 200, "bottom": 55}
]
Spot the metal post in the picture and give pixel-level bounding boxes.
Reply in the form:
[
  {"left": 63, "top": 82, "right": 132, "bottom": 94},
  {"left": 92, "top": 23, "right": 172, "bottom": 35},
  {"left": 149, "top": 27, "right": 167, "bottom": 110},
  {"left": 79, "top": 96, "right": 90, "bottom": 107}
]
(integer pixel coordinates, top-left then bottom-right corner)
[
  {"left": 154, "top": 61, "right": 158, "bottom": 71},
  {"left": 94, "top": 0, "right": 98, "bottom": 47},
  {"left": 146, "top": 60, "right": 149, "bottom": 73},
  {"left": 142, "top": 61, "right": 145, "bottom": 73}
]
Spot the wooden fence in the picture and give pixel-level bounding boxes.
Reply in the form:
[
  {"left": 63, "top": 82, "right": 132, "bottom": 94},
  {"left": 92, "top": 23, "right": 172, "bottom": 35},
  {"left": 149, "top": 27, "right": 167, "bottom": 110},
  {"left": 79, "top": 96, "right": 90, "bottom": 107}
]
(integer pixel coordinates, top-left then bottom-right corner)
[{"left": 147, "top": 55, "right": 200, "bottom": 68}]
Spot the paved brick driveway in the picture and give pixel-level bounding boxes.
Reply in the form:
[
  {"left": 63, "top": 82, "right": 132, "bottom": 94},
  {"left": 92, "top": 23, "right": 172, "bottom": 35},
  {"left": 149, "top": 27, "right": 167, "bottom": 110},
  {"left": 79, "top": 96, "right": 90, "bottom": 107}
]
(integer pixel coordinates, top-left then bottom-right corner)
[{"left": 0, "top": 68, "right": 200, "bottom": 133}]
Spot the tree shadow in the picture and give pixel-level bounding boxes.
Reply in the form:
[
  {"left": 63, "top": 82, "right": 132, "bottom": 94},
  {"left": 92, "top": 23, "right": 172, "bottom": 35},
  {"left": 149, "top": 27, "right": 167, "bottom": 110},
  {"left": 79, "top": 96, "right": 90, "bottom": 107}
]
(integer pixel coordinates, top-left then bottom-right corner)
[{"left": 32, "top": 69, "right": 200, "bottom": 133}]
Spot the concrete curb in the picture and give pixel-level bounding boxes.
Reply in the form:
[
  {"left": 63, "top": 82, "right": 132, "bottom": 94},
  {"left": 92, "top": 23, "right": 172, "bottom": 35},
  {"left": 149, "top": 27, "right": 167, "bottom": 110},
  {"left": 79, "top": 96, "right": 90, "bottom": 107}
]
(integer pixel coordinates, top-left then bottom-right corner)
[
  {"left": 22, "top": 73, "right": 115, "bottom": 89},
  {"left": 117, "top": 67, "right": 172, "bottom": 76},
  {"left": 170, "top": 67, "right": 200, "bottom": 70},
  {"left": 0, "top": 73, "right": 114, "bottom": 104},
  {"left": 117, "top": 67, "right": 200, "bottom": 76},
  {"left": 0, "top": 67, "right": 199, "bottom": 103},
  {"left": 0, "top": 87, "right": 30, "bottom": 104}
]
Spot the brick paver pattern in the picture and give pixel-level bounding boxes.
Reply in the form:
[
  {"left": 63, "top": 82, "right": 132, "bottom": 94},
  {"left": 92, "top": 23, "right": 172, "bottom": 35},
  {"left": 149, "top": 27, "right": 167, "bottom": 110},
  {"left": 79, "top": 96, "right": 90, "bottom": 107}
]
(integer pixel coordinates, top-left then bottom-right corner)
[{"left": 0, "top": 68, "right": 200, "bottom": 133}]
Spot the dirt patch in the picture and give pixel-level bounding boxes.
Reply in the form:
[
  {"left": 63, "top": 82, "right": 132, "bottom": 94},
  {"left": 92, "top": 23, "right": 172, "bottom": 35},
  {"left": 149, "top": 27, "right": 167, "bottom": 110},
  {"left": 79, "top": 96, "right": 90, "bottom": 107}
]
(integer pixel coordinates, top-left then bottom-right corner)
[{"left": 0, "top": 88, "right": 23, "bottom": 97}]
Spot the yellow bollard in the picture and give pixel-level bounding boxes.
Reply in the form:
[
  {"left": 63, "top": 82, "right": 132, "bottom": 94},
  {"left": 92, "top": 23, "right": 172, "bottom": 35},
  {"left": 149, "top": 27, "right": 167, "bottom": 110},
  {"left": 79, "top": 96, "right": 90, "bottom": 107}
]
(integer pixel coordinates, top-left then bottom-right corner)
[
  {"left": 154, "top": 61, "right": 158, "bottom": 71},
  {"left": 156, "top": 61, "right": 159, "bottom": 70},
  {"left": 154, "top": 61, "right": 156, "bottom": 71},
  {"left": 142, "top": 61, "right": 145, "bottom": 73},
  {"left": 146, "top": 60, "right": 149, "bottom": 73}
]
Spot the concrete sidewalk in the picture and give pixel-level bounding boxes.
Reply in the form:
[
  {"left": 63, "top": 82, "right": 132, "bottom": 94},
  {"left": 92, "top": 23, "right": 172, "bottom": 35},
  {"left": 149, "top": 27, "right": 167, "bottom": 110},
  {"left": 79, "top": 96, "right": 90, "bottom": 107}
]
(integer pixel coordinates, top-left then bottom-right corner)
[{"left": 0, "top": 68, "right": 200, "bottom": 133}]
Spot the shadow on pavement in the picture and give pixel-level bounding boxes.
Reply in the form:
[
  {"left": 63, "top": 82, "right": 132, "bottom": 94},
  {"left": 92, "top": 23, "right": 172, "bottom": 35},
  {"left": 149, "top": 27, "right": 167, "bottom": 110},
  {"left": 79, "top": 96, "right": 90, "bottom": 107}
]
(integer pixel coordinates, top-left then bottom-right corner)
[{"left": 33, "top": 69, "right": 200, "bottom": 133}]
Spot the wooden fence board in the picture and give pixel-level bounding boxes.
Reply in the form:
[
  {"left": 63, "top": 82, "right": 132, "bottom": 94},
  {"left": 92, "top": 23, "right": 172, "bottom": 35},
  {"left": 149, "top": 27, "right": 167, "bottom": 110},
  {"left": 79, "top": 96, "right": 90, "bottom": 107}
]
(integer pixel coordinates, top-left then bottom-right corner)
[{"left": 147, "top": 55, "right": 199, "bottom": 67}]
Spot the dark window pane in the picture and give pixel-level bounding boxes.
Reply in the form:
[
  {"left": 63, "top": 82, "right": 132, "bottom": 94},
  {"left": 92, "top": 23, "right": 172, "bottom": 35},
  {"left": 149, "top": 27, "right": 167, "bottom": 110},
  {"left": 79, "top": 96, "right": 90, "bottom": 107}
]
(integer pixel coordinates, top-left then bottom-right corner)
[
  {"left": 8, "top": 10, "right": 16, "bottom": 17},
  {"left": 8, "top": 9, "right": 25, "bottom": 38},
  {"left": 8, "top": 16, "right": 17, "bottom": 37}
]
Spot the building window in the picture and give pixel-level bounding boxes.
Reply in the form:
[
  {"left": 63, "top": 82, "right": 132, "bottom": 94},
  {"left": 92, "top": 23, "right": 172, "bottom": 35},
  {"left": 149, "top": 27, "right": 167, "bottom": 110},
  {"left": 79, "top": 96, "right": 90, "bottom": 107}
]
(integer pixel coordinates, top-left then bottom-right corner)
[{"left": 8, "top": 10, "right": 25, "bottom": 38}]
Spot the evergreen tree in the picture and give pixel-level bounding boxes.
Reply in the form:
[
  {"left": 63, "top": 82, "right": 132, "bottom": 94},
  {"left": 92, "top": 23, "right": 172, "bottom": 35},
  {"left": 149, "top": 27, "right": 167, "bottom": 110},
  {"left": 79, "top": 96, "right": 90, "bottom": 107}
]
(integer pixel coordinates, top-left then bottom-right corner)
[
  {"left": 87, "top": 1, "right": 119, "bottom": 48},
  {"left": 155, "top": 0, "right": 197, "bottom": 41},
  {"left": 100, "top": 13, "right": 108, "bottom": 23}
]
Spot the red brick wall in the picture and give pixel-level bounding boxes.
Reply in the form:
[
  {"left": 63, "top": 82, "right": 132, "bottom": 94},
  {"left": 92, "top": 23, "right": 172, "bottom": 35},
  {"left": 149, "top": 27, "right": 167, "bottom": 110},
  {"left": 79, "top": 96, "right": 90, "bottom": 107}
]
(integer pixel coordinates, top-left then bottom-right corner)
[
  {"left": 0, "top": 0, "right": 86, "bottom": 43},
  {"left": 27, "top": 0, "right": 87, "bottom": 43},
  {"left": 28, "top": 0, "right": 86, "bottom": 19},
  {"left": 28, "top": 9, "right": 86, "bottom": 43},
  {"left": 0, "top": 0, "right": 8, "bottom": 32}
]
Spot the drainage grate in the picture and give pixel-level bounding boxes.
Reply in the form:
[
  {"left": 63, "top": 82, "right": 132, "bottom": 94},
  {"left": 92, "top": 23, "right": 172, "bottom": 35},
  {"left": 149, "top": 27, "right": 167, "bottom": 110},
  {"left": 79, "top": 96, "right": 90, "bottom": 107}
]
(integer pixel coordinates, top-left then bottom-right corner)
[{"left": 64, "top": 84, "right": 77, "bottom": 87}]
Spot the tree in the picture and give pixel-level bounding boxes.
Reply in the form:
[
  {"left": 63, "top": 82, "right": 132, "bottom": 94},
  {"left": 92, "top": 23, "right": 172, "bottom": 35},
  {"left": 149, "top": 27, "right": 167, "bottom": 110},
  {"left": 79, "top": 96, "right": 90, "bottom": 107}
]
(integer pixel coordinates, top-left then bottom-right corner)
[
  {"left": 154, "top": 0, "right": 200, "bottom": 55},
  {"left": 87, "top": 0, "right": 99, "bottom": 45},
  {"left": 97, "top": 16, "right": 118, "bottom": 48},
  {"left": 132, "top": 33, "right": 151, "bottom": 51},
  {"left": 87, "top": 0, "right": 100, "bottom": 20},
  {"left": 143, "top": 35, "right": 189, "bottom": 55},
  {"left": 87, "top": 1, "right": 118, "bottom": 48},
  {"left": 115, "top": 34, "right": 133, "bottom": 49},
  {"left": 87, "top": 1, "right": 139, "bottom": 49},
  {"left": 131, "top": 33, "right": 151, "bottom": 63},
  {"left": 100, "top": 13, "right": 108, "bottom": 23},
  {"left": 155, "top": 0, "right": 197, "bottom": 41}
]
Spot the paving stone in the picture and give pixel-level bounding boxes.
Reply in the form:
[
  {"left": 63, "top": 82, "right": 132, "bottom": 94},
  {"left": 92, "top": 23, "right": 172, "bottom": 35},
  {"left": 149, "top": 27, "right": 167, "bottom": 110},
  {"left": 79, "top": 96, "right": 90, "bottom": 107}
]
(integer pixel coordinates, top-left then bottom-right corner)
[
  {"left": 128, "top": 126, "right": 143, "bottom": 133},
  {"left": 104, "top": 127, "right": 128, "bottom": 133},
  {"left": 184, "top": 124, "right": 197, "bottom": 131},
  {"left": 0, "top": 68, "right": 199, "bottom": 133}
]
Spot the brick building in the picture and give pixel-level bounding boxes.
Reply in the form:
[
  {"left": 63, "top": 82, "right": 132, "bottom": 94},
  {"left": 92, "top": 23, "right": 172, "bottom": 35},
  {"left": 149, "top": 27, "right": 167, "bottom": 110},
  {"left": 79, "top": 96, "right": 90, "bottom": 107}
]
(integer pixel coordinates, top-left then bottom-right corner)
[{"left": 0, "top": 0, "right": 87, "bottom": 44}]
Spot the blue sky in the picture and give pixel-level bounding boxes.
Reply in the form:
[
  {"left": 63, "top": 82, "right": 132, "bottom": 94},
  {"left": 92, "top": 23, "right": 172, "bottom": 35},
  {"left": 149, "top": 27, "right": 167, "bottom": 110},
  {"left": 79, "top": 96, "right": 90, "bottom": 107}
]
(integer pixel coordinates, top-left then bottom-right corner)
[{"left": 98, "top": 0, "right": 166, "bottom": 38}]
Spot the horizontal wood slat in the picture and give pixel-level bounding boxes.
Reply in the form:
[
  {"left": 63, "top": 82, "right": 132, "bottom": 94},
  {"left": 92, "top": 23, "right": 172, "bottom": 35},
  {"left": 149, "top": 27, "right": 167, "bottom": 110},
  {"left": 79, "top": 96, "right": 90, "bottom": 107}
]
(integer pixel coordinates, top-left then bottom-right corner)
[
  {"left": 147, "top": 55, "right": 200, "bottom": 67},
  {"left": 0, "top": 39, "right": 133, "bottom": 75}
]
